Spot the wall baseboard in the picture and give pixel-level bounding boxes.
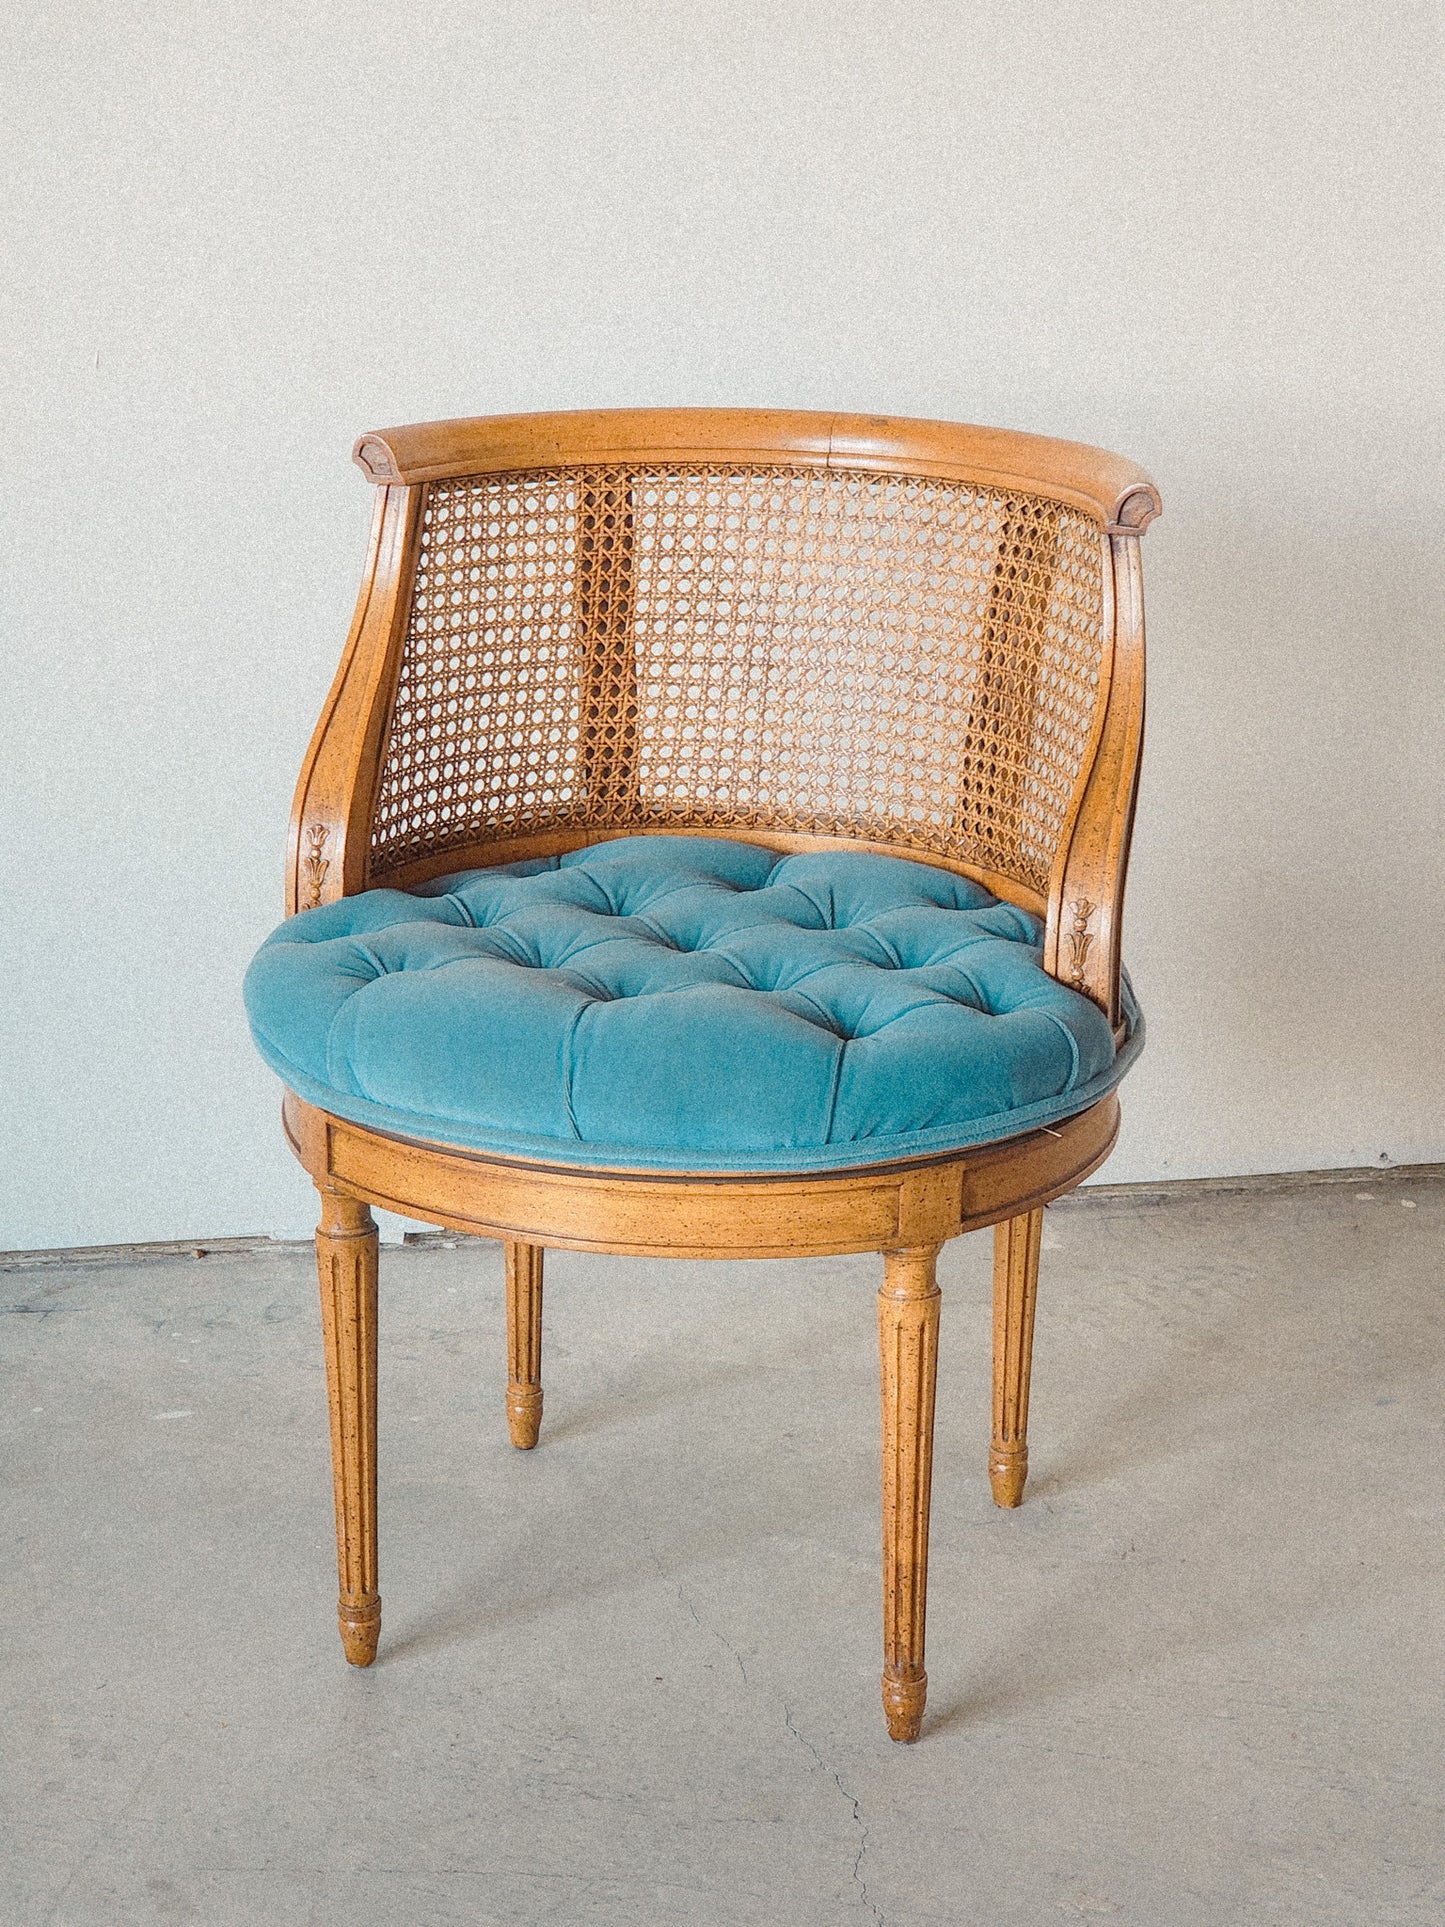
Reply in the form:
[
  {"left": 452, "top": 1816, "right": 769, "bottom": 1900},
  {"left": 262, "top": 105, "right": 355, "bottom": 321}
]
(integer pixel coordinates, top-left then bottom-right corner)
[
  {"left": 3, "top": 1162, "right": 1440, "bottom": 1271},
  {"left": 0, "top": 1234, "right": 308, "bottom": 1274},
  {"left": 1052, "top": 1160, "right": 1442, "bottom": 1210}
]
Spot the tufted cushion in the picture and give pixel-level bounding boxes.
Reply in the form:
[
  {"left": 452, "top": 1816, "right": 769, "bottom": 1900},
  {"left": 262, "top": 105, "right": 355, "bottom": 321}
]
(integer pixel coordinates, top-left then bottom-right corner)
[{"left": 244, "top": 837, "right": 1141, "bottom": 1174}]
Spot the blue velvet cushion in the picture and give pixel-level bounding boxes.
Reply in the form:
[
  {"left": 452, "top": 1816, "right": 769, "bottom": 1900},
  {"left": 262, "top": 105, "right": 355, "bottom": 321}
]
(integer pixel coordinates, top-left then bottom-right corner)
[{"left": 244, "top": 836, "right": 1141, "bottom": 1174}]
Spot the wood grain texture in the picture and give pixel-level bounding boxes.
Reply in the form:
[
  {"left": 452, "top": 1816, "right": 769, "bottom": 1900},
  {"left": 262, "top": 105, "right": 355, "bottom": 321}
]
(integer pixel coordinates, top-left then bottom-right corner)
[
  {"left": 282, "top": 1090, "right": 1120, "bottom": 1261},
  {"left": 576, "top": 476, "right": 640, "bottom": 813},
  {"left": 269, "top": 409, "right": 1159, "bottom": 1737},
  {"left": 285, "top": 484, "right": 425, "bottom": 916},
  {"left": 990, "top": 1207, "right": 1044, "bottom": 1508},
  {"left": 505, "top": 1241, "right": 544, "bottom": 1450},
  {"left": 879, "top": 1244, "right": 942, "bottom": 1743},
  {"left": 350, "top": 408, "right": 1157, "bottom": 528},
  {"left": 315, "top": 1188, "right": 380, "bottom": 1665},
  {"left": 1042, "top": 518, "right": 1152, "bottom": 1023}
]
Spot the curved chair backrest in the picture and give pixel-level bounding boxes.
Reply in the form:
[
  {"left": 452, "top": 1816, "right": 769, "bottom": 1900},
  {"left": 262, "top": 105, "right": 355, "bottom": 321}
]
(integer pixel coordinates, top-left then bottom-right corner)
[{"left": 290, "top": 409, "right": 1159, "bottom": 1026}]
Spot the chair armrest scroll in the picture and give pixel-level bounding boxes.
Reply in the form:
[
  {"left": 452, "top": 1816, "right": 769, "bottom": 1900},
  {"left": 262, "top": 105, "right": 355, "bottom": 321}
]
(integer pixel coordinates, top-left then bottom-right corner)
[
  {"left": 1043, "top": 505, "right": 1155, "bottom": 1025},
  {"left": 285, "top": 483, "right": 423, "bottom": 914}
]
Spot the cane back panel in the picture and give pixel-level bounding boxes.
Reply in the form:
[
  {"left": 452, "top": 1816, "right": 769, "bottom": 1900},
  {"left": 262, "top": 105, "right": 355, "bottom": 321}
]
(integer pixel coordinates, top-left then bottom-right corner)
[{"left": 367, "top": 463, "right": 1109, "bottom": 899}]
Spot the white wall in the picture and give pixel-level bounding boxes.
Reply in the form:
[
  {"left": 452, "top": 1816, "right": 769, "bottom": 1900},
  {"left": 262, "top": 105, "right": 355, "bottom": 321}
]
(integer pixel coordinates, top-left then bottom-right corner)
[{"left": 4, "top": 2, "right": 1442, "bottom": 1249}]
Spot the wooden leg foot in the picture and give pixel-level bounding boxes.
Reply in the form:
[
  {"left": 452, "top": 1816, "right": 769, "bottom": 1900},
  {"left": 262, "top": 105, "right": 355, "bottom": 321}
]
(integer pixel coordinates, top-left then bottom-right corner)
[
  {"left": 991, "top": 1208, "right": 1042, "bottom": 1508},
  {"left": 338, "top": 1596, "right": 382, "bottom": 1667},
  {"left": 316, "top": 1188, "right": 381, "bottom": 1666},
  {"left": 988, "top": 1444, "right": 1028, "bottom": 1509},
  {"left": 505, "top": 1241, "right": 544, "bottom": 1450},
  {"left": 882, "top": 1664, "right": 928, "bottom": 1743},
  {"left": 879, "top": 1244, "right": 941, "bottom": 1744}
]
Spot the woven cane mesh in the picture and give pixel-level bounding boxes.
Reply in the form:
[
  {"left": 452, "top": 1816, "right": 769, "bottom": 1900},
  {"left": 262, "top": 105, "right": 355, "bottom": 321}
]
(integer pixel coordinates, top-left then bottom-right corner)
[{"left": 369, "top": 465, "right": 1108, "bottom": 897}]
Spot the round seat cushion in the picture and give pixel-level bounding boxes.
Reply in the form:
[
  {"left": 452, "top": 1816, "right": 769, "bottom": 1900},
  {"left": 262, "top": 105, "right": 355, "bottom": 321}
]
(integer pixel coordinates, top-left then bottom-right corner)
[{"left": 244, "top": 836, "right": 1142, "bottom": 1174}]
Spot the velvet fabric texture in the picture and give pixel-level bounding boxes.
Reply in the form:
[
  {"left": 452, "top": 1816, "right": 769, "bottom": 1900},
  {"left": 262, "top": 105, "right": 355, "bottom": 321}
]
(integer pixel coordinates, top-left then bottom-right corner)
[{"left": 245, "top": 836, "right": 1141, "bottom": 1174}]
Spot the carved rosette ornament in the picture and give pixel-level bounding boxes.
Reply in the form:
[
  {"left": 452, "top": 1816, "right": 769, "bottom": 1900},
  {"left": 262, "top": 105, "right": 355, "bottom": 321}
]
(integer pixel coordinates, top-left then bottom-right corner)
[
  {"left": 303, "top": 825, "right": 331, "bottom": 908},
  {"left": 1065, "top": 899, "right": 1095, "bottom": 988}
]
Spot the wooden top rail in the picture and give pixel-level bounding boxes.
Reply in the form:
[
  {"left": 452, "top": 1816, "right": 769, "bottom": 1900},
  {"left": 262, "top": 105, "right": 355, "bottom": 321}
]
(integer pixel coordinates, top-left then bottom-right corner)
[{"left": 353, "top": 407, "right": 1160, "bottom": 532}]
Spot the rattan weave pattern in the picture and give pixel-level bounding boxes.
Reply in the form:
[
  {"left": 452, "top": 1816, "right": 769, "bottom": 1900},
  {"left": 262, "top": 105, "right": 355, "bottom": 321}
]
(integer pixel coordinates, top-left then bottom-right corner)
[{"left": 368, "top": 464, "right": 1108, "bottom": 896}]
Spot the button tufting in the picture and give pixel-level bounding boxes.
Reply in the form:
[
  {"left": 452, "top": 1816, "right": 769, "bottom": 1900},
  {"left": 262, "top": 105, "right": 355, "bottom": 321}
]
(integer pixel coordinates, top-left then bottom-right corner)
[{"left": 247, "top": 834, "right": 1132, "bottom": 1173}]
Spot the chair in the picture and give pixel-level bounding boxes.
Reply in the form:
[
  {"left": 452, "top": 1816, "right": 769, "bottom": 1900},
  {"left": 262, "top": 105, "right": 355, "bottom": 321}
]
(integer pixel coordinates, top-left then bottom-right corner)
[{"left": 244, "top": 408, "right": 1159, "bottom": 1741}]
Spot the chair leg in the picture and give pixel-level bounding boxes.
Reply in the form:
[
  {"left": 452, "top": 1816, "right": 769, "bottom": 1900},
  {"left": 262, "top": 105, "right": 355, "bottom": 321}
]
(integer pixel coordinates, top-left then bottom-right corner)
[
  {"left": 990, "top": 1207, "right": 1043, "bottom": 1508},
  {"left": 878, "top": 1243, "right": 942, "bottom": 1743},
  {"left": 315, "top": 1187, "right": 380, "bottom": 1666},
  {"left": 505, "top": 1240, "right": 544, "bottom": 1449}
]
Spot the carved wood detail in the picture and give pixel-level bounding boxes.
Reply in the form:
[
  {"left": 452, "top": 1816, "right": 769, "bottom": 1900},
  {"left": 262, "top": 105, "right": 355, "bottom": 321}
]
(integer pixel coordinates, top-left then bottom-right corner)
[
  {"left": 878, "top": 1244, "right": 942, "bottom": 1742},
  {"left": 1065, "top": 898, "right": 1095, "bottom": 989},
  {"left": 284, "top": 482, "right": 426, "bottom": 917},
  {"left": 990, "top": 1207, "right": 1043, "bottom": 1507},
  {"left": 1106, "top": 482, "right": 1163, "bottom": 534},
  {"left": 504, "top": 1240, "right": 544, "bottom": 1450},
  {"left": 352, "top": 435, "right": 402, "bottom": 483},
  {"left": 315, "top": 1187, "right": 380, "bottom": 1665},
  {"left": 302, "top": 825, "right": 331, "bottom": 909},
  {"left": 287, "top": 1088, "right": 1121, "bottom": 1260},
  {"left": 1044, "top": 522, "right": 1147, "bottom": 1023}
]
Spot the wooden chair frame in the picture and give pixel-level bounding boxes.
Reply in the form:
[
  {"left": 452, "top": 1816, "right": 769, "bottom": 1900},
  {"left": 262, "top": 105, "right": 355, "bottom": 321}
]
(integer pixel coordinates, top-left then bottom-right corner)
[{"left": 277, "top": 409, "right": 1159, "bottom": 1741}]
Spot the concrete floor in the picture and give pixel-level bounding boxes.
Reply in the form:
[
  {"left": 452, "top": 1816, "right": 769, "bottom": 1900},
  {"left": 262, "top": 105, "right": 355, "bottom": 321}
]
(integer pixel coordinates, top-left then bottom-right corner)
[{"left": 3, "top": 1174, "right": 1442, "bottom": 1926}]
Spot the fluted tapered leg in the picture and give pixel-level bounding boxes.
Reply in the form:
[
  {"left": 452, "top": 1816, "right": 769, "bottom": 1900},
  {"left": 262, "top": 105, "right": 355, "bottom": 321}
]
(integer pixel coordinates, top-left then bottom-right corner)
[
  {"left": 505, "top": 1241, "right": 544, "bottom": 1450},
  {"left": 315, "top": 1188, "right": 380, "bottom": 1665},
  {"left": 879, "top": 1243, "right": 942, "bottom": 1743},
  {"left": 990, "top": 1207, "right": 1043, "bottom": 1508}
]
